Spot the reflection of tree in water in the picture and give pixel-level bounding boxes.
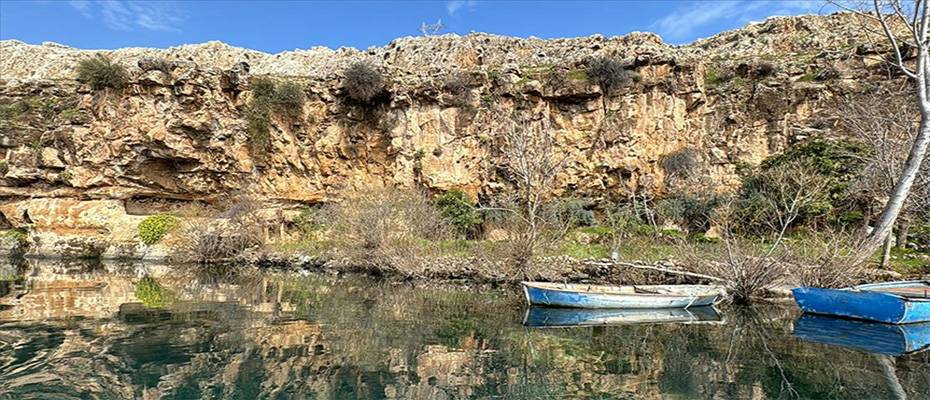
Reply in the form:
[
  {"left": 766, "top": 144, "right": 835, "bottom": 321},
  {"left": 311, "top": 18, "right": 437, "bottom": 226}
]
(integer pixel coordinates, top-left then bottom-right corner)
[{"left": 1, "top": 261, "right": 929, "bottom": 399}]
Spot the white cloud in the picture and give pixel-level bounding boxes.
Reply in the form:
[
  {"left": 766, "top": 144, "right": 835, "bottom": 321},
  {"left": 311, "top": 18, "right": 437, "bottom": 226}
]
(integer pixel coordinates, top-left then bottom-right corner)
[
  {"left": 653, "top": 1, "right": 829, "bottom": 43},
  {"left": 69, "top": 0, "right": 184, "bottom": 32},
  {"left": 446, "top": 0, "right": 478, "bottom": 16}
]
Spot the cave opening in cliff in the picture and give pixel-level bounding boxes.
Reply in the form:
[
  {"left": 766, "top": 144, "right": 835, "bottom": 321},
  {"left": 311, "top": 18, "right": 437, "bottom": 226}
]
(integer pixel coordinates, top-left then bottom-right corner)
[{"left": 0, "top": 211, "right": 11, "bottom": 230}]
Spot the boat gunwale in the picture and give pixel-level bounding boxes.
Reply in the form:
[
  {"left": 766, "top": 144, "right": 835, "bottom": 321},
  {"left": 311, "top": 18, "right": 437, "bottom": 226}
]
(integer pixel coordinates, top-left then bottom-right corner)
[
  {"left": 521, "top": 281, "right": 723, "bottom": 298},
  {"left": 850, "top": 280, "right": 930, "bottom": 303}
]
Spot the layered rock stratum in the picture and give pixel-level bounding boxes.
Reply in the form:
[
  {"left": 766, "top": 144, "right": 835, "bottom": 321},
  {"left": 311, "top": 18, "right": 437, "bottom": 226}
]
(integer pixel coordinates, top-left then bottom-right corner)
[{"left": 0, "top": 12, "right": 910, "bottom": 257}]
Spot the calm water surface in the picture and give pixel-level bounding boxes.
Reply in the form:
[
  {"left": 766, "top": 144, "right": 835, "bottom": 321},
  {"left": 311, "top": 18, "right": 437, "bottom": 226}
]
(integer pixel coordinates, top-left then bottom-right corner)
[{"left": 0, "top": 258, "right": 928, "bottom": 399}]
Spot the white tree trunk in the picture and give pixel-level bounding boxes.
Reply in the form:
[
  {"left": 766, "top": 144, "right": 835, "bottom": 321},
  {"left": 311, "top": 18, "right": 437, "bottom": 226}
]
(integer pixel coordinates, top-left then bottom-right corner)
[{"left": 859, "top": 112, "right": 930, "bottom": 260}]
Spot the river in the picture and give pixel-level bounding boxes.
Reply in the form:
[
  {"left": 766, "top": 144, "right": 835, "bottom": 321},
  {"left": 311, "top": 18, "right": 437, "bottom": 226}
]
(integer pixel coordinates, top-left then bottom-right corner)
[{"left": 0, "top": 258, "right": 928, "bottom": 399}]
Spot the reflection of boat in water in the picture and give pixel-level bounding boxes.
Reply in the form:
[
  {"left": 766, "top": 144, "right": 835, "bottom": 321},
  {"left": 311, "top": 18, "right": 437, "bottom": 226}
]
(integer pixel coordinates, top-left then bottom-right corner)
[
  {"left": 792, "top": 281, "right": 930, "bottom": 324},
  {"left": 523, "top": 306, "right": 724, "bottom": 328},
  {"left": 793, "top": 314, "right": 930, "bottom": 356},
  {"left": 522, "top": 282, "right": 724, "bottom": 309}
]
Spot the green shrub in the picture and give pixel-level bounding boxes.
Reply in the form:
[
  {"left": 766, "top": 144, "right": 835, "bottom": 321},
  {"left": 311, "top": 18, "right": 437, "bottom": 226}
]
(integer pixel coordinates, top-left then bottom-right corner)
[
  {"left": 244, "top": 77, "right": 306, "bottom": 156},
  {"left": 2, "top": 228, "right": 28, "bottom": 244},
  {"left": 0, "top": 160, "right": 7, "bottom": 175},
  {"left": 134, "top": 276, "right": 174, "bottom": 308},
  {"left": 76, "top": 56, "right": 129, "bottom": 90},
  {"left": 343, "top": 62, "right": 387, "bottom": 104},
  {"left": 586, "top": 57, "right": 632, "bottom": 96},
  {"left": 294, "top": 207, "right": 321, "bottom": 236},
  {"left": 436, "top": 189, "right": 482, "bottom": 237},
  {"left": 656, "top": 193, "right": 721, "bottom": 233},
  {"left": 137, "top": 214, "right": 179, "bottom": 245},
  {"left": 555, "top": 198, "right": 595, "bottom": 228}
]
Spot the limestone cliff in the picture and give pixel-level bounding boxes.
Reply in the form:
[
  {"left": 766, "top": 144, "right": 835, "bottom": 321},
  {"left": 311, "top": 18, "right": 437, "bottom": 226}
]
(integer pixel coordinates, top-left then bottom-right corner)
[{"left": 0, "top": 12, "right": 908, "bottom": 257}]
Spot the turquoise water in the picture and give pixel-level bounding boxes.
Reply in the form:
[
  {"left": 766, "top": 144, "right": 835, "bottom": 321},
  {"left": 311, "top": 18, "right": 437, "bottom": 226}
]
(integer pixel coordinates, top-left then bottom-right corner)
[{"left": 0, "top": 258, "right": 928, "bottom": 399}]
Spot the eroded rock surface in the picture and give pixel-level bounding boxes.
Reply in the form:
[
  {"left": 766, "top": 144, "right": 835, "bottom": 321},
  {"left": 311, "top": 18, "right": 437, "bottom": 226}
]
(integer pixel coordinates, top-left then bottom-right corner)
[{"left": 0, "top": 13, "right": 909, "bottom": 256}]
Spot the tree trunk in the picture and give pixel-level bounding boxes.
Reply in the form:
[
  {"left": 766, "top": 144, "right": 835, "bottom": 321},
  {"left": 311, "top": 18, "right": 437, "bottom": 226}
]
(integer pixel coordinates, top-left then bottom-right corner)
[
  {"left": 880, "top": 231, "right": 894, "bottom": 269},
  {"left": 858, "top": 111, "right": 930, "bottom": 263},
  {"left": 896, "top": 219, "right": 910, "bottom": 250}
]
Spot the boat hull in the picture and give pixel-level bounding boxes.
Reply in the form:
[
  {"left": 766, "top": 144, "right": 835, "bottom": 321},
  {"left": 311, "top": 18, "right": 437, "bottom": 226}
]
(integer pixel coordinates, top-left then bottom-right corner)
[
  {"left": 523, "top": 306, "right": 722, "bottom": 328},
  {"left": 522, "top": 283, "right": 722, "bottom": 309},
  {"left": 793, "top": 314, "right": 930, "bottom": 356},
  {"left": 793, "top": 283, "right": 930, "bottom": 324}
]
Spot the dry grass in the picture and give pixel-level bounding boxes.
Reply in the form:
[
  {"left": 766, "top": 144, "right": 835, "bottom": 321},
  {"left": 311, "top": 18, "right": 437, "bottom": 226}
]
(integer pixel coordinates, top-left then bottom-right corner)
[
  {"left": 320, "top": 186, "right": 449, "bottom": 274},
  {"left": 170, "top": 194, "right": 266, "bottom": 264}
]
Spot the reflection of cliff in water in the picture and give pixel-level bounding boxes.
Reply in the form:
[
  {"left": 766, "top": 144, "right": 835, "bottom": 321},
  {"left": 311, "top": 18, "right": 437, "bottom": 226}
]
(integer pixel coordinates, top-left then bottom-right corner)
[{"left": 0, "top": 259, "right": 928, "bottom": 399}]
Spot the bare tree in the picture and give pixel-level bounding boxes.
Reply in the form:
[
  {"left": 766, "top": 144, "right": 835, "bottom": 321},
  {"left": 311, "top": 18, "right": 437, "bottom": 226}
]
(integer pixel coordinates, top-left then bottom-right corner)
[
  {"left": 843, "top": 87, "right": 930, "bottom": 265},
  {"left": 834, "top": 1, "right": 930, "bottom": 261},
  {"left": 488, "top": 111, "right": 571, "bottom": 275},
  {"left": 419, "top": 19, "right": 445, "bottom": 36}
]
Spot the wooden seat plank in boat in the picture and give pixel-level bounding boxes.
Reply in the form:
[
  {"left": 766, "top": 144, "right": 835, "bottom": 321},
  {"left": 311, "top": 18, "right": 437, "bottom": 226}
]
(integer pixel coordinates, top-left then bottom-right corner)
[{"left": 869, "top": 287, "right": 930, "bottom": 299}]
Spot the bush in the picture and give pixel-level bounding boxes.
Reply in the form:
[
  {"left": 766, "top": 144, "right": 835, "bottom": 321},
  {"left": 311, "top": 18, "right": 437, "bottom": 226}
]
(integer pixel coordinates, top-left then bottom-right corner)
[
  {"left": 657, "top": 193, "right": 721, "bottom": 233},
  {"left": 436, "top": 189, "right": 482, "bottom": 237},
  {"left": 754, "top": 139, "right": 869, "bottom": 229},
  {"left": 554, "top": 198, "right": 595, "bottom": 228},
  {"left": 244, "top": 77, "right": 306, "bottom": 156},
  {"left": 0, "top": 160, "right": 7, "bottom": 175},
  {"left": 294, "top": 206, "right": 321, "bottom": 236},
  {"left": 2, "top": 228, "right": 28, "bottom": 244},
  {"left": 137, "top": 214, "right": 179, "bottom": 245},
  {"left": 137, "top": 57, "right": 172, "bottom": 73},
  {"left": 343, "top": 62, "right": 387, "bottom": 104},
  {"left": 732, "top": 160, "right": 831, "bottom": 235},
  {"left": 660, "top": 148, "right": 701, "bottom": 181},
  {"left": 171, "top": 194, "right": 266, "bottom": 264},
  {"left": 134, "top": 276, "right": 174, "bottom": 308},
  {"left": 76, "top": 56, "right": 129, "bottom": 90},
  {"left": 441, "top": 72, "right": 475, "bottom": 107},
  {"left": 586, "top": 57, "right": 632, "bottom": 96},
  {"left": 321, "top": 186, "right": 448, "bottom": 271}
]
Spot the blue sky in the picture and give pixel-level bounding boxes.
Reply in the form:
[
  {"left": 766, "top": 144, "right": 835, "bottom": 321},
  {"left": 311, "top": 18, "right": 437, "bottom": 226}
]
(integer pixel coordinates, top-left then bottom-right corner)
[{"left": 0, "top": 1, "right": 831, "bottom": 52}]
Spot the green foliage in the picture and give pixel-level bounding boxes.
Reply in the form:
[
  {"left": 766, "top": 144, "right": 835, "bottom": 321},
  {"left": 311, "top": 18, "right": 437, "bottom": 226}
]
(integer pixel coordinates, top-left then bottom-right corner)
[
  {"left": 436, "top": 189, "right": 482, "bottom": 237},
  {"left": 134, "top": 276, "right": 174, "bottom": 308},
  {"left": 555, "top": 198, "right": 595, "bottom": 228},
  {"left": 657, "top": 193, "right": 721, "bottom": 233},
  {"left": 704, "top": 66, "right": 722, "bottom": 88},
  {"left": 244, "top": 77, "right": 306, "bottom": 156},
  {"left": 2, "top": 228, "right": 28, "bottom": 244},
  {"left": 137, "top": 214, "right": 179, "bottom": 245},
  {"left": 294, "top": 207, "right": 321, "bottom": 236},
  {"left": 343, "top": 62, "right": 387, "bottom": 104},
  {"left": 0, "top": 160, "right": 7, "bottom": 175},
  {"left": 76, "top": 56, "right": 129, "bottom": 90},
  {"left": 762, "top": 139, "right": 869, "bottom": 227}
]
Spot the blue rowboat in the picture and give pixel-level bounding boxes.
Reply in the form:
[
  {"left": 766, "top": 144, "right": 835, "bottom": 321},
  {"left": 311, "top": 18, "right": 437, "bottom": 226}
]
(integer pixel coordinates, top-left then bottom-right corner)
[
  {"left": 521, "top": 282, "right": 724, "bottom": 309},
  {"left": 792, "top": 281, "right": 930, "bottom": 324},
  {"left": 793, "top": 314, "right": 930, "bottom": 356},
  {"left": 523, "top": 306, "right": 723, "bottom": 328}
]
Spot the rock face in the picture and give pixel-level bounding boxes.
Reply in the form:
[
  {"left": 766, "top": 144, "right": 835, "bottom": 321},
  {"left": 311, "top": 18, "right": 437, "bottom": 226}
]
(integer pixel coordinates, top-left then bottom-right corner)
[{"left": 0, "top": 13, "right": 909, "bottom": 256}]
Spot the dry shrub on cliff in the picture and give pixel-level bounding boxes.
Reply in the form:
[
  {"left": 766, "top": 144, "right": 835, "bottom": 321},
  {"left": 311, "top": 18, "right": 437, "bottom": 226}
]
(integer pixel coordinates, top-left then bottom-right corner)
[
  {"left": 660, "top": 148, "right": 701, "bottom": 182},
  {"left": 586, "top": 57, "right": 633, "bottom": 97},
  {"left": 343, "top": 62, "right": 387, "bottom": 105},
  {"left": 320, "top": 186, "right": 449, "bottom": 274},
  {"left": 441, "top": 72, "right": 476, "bottom": 107},
  {"left": 170, "top": 194, "right": 266, "bottom": 264},
  {"left": 76, "top": 56, "right": 129, "bottom": 91}
]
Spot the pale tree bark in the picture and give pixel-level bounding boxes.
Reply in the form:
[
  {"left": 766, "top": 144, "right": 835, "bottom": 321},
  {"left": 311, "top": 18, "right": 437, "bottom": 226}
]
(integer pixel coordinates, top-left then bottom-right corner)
[{"left": 840, "top": 1, "right": 930, "bottom": 263}]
